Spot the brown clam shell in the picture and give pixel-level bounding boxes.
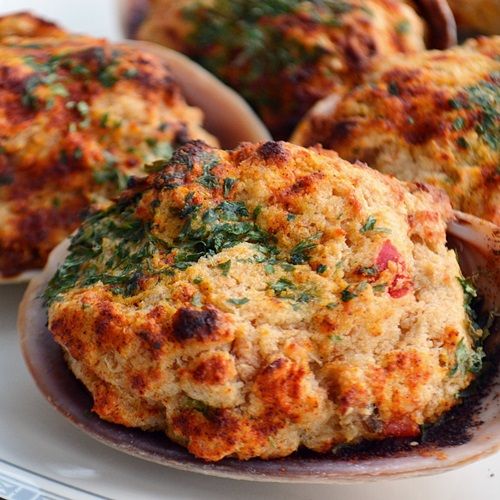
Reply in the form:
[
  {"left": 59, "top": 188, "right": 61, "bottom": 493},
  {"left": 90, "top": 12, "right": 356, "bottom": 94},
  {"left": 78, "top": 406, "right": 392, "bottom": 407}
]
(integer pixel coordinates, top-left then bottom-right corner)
[
  {"left": 413, "top": 0, "right": 457, "bottom": 49},
  {"left": 18, "top": 212, "right": 499, "bottom": 482}
]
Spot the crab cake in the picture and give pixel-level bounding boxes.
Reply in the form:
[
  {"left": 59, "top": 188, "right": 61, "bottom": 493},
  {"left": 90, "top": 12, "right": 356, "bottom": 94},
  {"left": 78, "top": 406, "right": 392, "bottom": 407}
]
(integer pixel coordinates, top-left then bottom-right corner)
[
  {"left": 0, "top": 14, "right": 217, "bottom": 278},
  {"left": 448, "top": 0, "right": 500, "bottom": 35},
  {"left": 45, "top": 140, "right": 484, "bottom": 461},
  {"left": 293, "top": 37, "right": 500, "bottom": 225},
  {"left": 134, "top": 0, "right": 429, "bottom": 139}
]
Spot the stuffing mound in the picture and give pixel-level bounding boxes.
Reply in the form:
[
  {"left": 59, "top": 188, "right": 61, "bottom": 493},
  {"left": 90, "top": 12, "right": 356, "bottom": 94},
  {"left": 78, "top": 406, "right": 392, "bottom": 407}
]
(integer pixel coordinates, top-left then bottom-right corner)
[
  {"left": 0, "top": 13, "right": 216, "bottom": 278},
  {"left": 293, "top": 36, "right": 500, "bottom": 225},
  {"left": 46, "top": 141, "right": 484, "bottom": 461},
  {"left": 135, "top": 0, "right": 427, "bottom": 138}
]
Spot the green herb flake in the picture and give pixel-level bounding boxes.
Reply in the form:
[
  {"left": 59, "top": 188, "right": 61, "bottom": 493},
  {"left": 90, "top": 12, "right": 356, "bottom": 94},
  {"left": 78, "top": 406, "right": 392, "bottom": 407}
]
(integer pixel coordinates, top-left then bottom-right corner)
[
  {"left": 360, "top": 215, "right": 376, "bottom": 233},
  {"left": 359, "top": 265, "right": 379, "bottom": 276},
  {"left": 184, "top": 397, "right": 211, "bottom": 416},
  {"left": 326, "top": 302, "right": 338, "bottom": 309},
  {"left": 360, "top": 216, "right": 390, "bottom": 234},
  {"left": 197, "top": 157, "right": 219, "bottom": 189},
  {"left": 316, "top": 264, "right": 327, "bottom": 274},
  {"left": 76, "top": 101, "right": 89, "bottom": 117},
  {"left": 217, "top": 259, "right": 232, "bottom": 276},
  {"left": 341, "top": 288, "right": 357, "bottom": 302},
  {"left": 124, "top": 68, "right": 139, "bottom": 78},
  {"left": 192, "top": 276, "right": 203, "bottom": 284},
  {"left": 452, "top": 117, "right": 465, "bottom": 131},
  {"left": 264, "top": 263, "right": 275, "bottom": 274},
  {"left": 228, "top": 297, "right": 249, "bottom": 306},
  {"left": 449, "top": 339, "right": 484, "bottom": 376},
  {"left": 372, "top": 283, "right": 387, "bottom": 293},
  {"left": 395, "top": 20, "right": 410, "bottom": 34},
  {"left": 289, "top": 233, "right": 322, "bottom": 264},
  {"left": 270, "top": 277, "right": 296, "bottom": 296},
  {"left": 329, "top": 334, "right": 342, "bottom": 342},
  {"left": 253, "top": 205, "right": 262, "bottom": 219},
  {"left": 73, "top": 147, "right": 83, "bottom": 160},
  {"left": 223, "top": 177, "right": 236, "bottom": 197}
]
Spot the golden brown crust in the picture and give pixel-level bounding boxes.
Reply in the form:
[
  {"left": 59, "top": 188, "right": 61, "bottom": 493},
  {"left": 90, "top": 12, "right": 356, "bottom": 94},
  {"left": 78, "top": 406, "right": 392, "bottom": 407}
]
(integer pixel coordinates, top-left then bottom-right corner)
[
  {"left": 135, "top": 0, "right": 427, "bottom": 138},
  {"left": 0, "top": 12, "right": 66, "bottom": 40},
  {"left": 47, "top": 141, "right": 482, "bottom": 461},
  {"left": 293, "top": 37, "right": 500, "bottom": 225},
  {"left": 0, "top": 14, "right": 216, "bottom": 278}
]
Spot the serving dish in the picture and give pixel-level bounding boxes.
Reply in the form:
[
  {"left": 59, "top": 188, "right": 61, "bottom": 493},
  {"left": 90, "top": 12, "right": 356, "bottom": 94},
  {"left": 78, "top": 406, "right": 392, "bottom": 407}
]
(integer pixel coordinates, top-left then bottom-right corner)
[{"left": 18, "top": 211, "right": 499, "bottom": 483}]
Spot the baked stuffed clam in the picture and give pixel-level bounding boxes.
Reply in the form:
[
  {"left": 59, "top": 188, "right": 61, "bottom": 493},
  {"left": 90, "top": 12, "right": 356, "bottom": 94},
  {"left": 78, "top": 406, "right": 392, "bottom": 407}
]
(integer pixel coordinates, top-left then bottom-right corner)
[
  {"left": 126, "top": 0, "right": 456, "bottom": 139},
  {"left": 293, "top": 36, "right": 500, "bottom": 225},
  {"left": 0, "top": 13, "right": 268, "bottom": 281},
  {"left": 30, "top": 140, "right": 493, "bottom": 462}
]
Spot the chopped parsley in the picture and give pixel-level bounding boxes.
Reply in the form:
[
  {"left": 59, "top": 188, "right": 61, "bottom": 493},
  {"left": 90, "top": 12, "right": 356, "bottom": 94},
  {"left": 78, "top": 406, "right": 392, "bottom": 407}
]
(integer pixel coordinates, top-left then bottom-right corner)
[
  {"left": 289, "top": 233, "right": 322, "bottom": 264},
  {"left": 316, "top": 264, "right": 327, "bottom": 274},
  {"left": 228, "top": 297, "right": 249, "bottom": 306},
  {"left": 270, "top": 277, "right": 296, "bottom": 296},
  {"left": 223, "top": 177, "right": 236, "bottom": 196},
  {"left": 372, "top": 283, "right": 387, "bottom": 293},
  {"left": 359, "top": 265, "right": 379, "bottom": 276},
  {"left": 341, "top": 287, "right": 357, "bottom": 302},
  {"left": 93, "top": 153, "right": 129, "bottom": 190},
  {"left": 395, "top": 20, "right": 410, "bottom": 34},
  {"left": 359, "top": 216, "right": 391, "bottom": 234},
  {"left": 217, "top": 260, "right": 232, "bottom": 276},
  {"left": 449, "top": 78, "right": 499, "bottom": 151},
  {"left": 196, "top": 153, "right": 220, "bottom": 189},
  {"left": 449, "top": 339, "right": 484, "bottom": 376},
  {"left": 360, "top": 215, "right": 376, "bottom": 233},
  {"left": 183, "top": 0, "right": 356, "bottom": 113}
]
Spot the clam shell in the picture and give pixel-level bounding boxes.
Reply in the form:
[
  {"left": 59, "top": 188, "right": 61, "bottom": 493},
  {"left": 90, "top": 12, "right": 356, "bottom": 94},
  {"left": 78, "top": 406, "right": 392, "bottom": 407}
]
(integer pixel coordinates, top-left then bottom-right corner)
[
  {"left": 18, "top": 211, "right": 499, "bottom": 482},
  {"left": 0, "top": 38, "right": 270, "bottom": 284},
  {"left": 413, "top": 0, "right": 457, "bottom": 49}
]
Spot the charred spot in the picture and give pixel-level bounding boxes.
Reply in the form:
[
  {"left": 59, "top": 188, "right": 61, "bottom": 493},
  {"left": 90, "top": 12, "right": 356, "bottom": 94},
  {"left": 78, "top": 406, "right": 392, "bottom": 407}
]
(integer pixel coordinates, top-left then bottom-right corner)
[
  {"left": 171, "top": 307, "right": 219, "bottom": 343},
  {"left": 263, "top": 358, "right": 286, "bottom": 373},
  {"left": 257, "top": 141, "right": 289, "bottom": 162},
  {"left": 137, "top": 330, "right": 163, "bottom": 350},
  {"left": 94, "top": 303, "right": 116, "bottom": 339},
  {"left": 192, "top": 356, "right": 227, "bottom": 384},
  {"left": 174, "top": 124, "right": 190, "bottom": 146},
  {"left": 413, "top": 182, "right": 431, "bottom": 193},
  {"left": 328, "top": 119, "right": 358, "bottom": 143},
  {"left": 382, "top": 68, "right": 421, "bottom": 88},
  {"left": 153, "top": 162, "right": 188, "bottom": 190},
  {"left": 342, "top": 30, "right": 377, "bottom": 72},
  {"left": 403, "top": 120, "right": 447, "bottom": 145},
  {"left": 130, "top": 374, "right": 146, "bottom": 393}
]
